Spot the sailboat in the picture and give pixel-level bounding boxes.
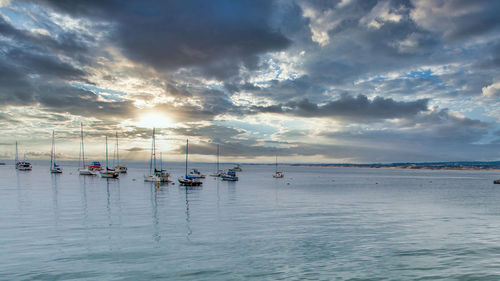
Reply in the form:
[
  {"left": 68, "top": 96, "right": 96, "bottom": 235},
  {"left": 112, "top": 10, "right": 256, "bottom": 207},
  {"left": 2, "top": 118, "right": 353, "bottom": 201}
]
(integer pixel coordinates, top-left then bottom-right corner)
[
  {"left": 221, "top": 170, "right": 238, "bottom": 181},
  {"left": 100, "top": 136, "right": 119, "bottom": 178},
  {"left": 78, "top": 123, "right": 96, "bottom": 175},
  {"left": 210, "top": 144, "right": 224, "bottom": 177},
  {"left": 113, "top": 132, "right": 127, "bottom": 173},
  {"left": 50, "top": 130, "right": 62, "bottom": 173},
  {"left": 156, "top": 152, "right": 171, "bottom": 182},
  {"left": 272, "top": 155, "right": 284, "bottom": 178},
  {"left": 15, "top": 141, "right": 32, "bottom": 171},
  {"left": 178, "top": 139, "right": 202, "bottom": 186},
  {"left": 144, "top": 128, "right": 160, "bottom": 182}
]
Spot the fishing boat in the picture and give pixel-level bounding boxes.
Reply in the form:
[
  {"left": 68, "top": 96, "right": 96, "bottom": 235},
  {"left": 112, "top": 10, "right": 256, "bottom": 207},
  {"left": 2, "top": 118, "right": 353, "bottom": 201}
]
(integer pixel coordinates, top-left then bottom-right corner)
[
  {"left": 49, "top": 130, "right": 62, "bottom": 173},
  {"left": 155, "top": 152, "right": 171, "bottom": 182},
  {"left": 178, "top": 139, "right": 202, "bottom": 186},
  {"left": 221, "top": 170, "right": 238, "bottom": 181},
  {"left": 210, "top": 144, "right": 224, "bottom": 177},
  {"left": 78, "top": 123, "right": 97, "bottom": 176},
  {"left": 144, "top": 128, "right": 161, "bottom": 182},
  {"left": 229, "top": 164, "right": 242, "bottom": 172},
  {"left": 272, "top": 155, "right": 284, "bottom": 178},
  {"left": 113, "top": 132, "right": 127, "bottom": 173},
  {"left": 100, "top": 136, "right": 119, "bottom": 178},
  {"left": 15, "top": 141, "right": 32, "bottom": 171}
]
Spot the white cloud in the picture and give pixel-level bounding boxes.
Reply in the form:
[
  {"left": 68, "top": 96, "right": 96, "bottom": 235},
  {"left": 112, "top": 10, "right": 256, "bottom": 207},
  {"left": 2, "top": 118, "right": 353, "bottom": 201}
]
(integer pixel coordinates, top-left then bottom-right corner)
[
  {"left": 0, "top": 0, "right": 10, "bottom": 8},
  {"left": 299, "top": 2, "right": 340, "bottom": 46},
  {"left": 482, "top": 82, "right": 500, "bottom": 98},
  {"left": 360, "top": 0, "right": 403, "bottom": 29}
]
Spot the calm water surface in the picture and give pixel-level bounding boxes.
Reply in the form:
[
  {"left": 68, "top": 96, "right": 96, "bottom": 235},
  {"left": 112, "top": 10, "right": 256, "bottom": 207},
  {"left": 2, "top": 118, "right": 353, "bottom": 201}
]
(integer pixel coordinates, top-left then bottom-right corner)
[{"left": 2, "top": 162, "right": 500, "bottom": 280}]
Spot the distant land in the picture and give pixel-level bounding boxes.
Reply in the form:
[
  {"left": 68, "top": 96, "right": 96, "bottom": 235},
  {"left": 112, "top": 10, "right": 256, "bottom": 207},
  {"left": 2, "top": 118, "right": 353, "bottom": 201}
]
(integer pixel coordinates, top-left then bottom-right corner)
[{"left": 282, "top": 161, "right": 500, "bottom": 171}]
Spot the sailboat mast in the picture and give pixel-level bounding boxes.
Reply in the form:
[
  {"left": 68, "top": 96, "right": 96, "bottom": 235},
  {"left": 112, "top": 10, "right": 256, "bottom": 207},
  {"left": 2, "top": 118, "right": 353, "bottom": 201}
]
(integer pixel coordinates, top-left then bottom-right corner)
[
  {"left": 105, "top": 136, "right": 109, "bottom": 170},
  {"left": 80, "top": 123, "right": 85, "bottom": 168},
  {"left": 217, "top": 144, "right": 219, "bottom": 171},
  {"left": 275, "top": 155, "right": 278, "bottom": 173},
  {"left": 51, "top": 130, "right": 54, "bottom": 167},
  {"left": 53, "top": 131, "right": 57, "bottom": 165},
  {"left": 185, "top": 139, "right": 188, "bottom": 177},
  {"left": 160, "top": 152, "right": 163, "bottom": 171},
  {"left": 115, "top": 131, "right": 119, "bottom": 165},
  {"left": 15, "top": 141, "right": 18, "bottom": 164},
  {"left": 153, "top": 128, "right": 156, "bottom": 172}
]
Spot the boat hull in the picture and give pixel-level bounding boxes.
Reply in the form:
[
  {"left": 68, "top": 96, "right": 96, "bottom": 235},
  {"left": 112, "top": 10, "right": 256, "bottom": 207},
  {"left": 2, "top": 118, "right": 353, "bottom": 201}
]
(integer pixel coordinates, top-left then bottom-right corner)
[
  {"left": 79, "top": 168, "right": 96, "bottom": 175},
  {"left": 100, "top": 171, "right": 119, "bottom": 178},
  {"left": 178, "top": 177, "right": 203, "bottom": 186},
  {"left": 144, "top": 175, "right": 160, "bottom": 182},
  {"left": 273, "top": 172, "right": 284, "bottom": 178},
  {"left": 17, "top": 167, "right": 32, "bottom": 171},
  {"left": 115, "top": 165, "right": 127, "bottom": 173}
]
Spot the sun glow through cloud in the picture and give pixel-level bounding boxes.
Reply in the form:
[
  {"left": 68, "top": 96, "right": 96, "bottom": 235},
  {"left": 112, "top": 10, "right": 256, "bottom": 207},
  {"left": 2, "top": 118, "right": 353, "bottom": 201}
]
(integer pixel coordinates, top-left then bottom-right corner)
[{"left": 134, "top": 112, "right": 172, "bottom": 129}]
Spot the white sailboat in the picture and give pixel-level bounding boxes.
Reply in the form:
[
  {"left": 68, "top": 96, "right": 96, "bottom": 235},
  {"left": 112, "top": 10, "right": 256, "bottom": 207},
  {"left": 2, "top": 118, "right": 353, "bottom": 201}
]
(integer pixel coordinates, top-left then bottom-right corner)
[
  {"left": 272, "top": 155, "right": 284, "bottom": 178},
  {"left": 178, "top": 139, "right": 202, "bottom": 186},
  {"left": 113, "top": 132, "right": 127, "bottom": 173},
  {"left": 15, "top": 141, "right": 32, "bottom": 171},
  {"left": 210, "top": 144, "right": 224, "bottom": 177},
  {"left": 156, "top": 152, "right": 171, "bottom": 182},
  {"left": 144, "top": 128, "right": 160, "bottom": 182},
  {"left": 100, "top": 136, "right": 119, "bottom": 178},
  {"left": 50, "top": 130, "right": 62, "bottom": 173},
  {"left": 221, "top": 170, "right": 238, "bottom": 181},
  {"left": 78, "top": 123, "right": 96, "bottom": 176}
]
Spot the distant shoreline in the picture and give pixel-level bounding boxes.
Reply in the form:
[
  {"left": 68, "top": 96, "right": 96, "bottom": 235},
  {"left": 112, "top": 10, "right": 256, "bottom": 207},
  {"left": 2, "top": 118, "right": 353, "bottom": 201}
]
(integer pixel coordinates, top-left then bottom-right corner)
[{"left": 280, "top": 162, "right": 500, "bottom": 171}]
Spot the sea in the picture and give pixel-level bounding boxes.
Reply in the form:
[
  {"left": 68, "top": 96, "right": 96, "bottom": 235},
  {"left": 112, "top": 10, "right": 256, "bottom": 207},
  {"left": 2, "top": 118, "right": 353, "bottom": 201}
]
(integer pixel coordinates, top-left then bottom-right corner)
[{"left": 2, "top": 161, "right": 500, "bottom": 280}]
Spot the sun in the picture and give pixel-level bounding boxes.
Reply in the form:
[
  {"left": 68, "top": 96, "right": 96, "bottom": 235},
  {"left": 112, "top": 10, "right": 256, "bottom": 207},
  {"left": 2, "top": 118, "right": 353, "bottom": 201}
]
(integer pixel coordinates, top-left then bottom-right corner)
[{"left": 135, "top": 112, "right": 172, "bottom": 128}]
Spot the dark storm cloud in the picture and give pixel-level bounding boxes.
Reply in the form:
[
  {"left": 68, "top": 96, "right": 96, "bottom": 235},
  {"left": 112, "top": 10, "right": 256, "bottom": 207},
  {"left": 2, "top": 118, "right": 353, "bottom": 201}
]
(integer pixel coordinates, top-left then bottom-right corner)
[
  {"left": 251, "top": 94, "right": 428, "bottom": 121},
  {"left": 39, "top": 0, "right": 291, "bottom": 79},
  {"left": 6, "top": 49, "right": 86, "bottom": 80}
]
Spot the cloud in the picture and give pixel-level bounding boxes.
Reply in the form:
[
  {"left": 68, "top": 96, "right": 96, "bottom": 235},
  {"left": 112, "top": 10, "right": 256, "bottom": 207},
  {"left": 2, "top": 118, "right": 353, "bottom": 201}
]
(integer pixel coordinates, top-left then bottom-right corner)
[
  {"left": 482, "top": 81, "right": 500, "bottom": 98},
  {"left": 359, "top": 0, "right": 404, "bottom": 29},
  {"left": 410, "top": 0, "right": 500, "bottom": 41},
  {"left": 39, "top": 0, "right": 291, "bottom": 79},
  {"left": 1, "top": 0, "right": 499, "bottom": 162},
  {"left": 318, "top": 108, "right": 493, "bottom": 161},
  {"left": 250, "top": 94, "right": 429, "bottom": 121}
]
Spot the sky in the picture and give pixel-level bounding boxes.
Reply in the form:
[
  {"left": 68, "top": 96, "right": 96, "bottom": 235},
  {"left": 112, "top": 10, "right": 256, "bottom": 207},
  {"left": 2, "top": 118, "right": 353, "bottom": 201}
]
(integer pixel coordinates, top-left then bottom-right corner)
[{"left": 0, "top": 0, "right": 499, "bottom": 163}]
